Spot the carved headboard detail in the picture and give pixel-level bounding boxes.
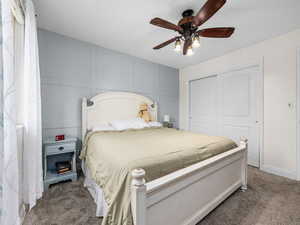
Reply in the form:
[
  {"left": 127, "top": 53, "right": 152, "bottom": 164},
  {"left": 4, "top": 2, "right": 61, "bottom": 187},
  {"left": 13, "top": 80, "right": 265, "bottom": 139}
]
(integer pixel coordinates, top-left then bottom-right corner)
[{"left": 82, "top": 92, "right": 157, "bottom": 140}]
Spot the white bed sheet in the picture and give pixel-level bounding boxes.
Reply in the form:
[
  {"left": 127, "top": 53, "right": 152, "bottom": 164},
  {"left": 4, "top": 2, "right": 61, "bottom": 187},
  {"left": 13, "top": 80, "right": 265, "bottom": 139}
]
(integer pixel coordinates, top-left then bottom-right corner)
[{"left": 82, "top": 161, "right": 108, "bottom": 217}]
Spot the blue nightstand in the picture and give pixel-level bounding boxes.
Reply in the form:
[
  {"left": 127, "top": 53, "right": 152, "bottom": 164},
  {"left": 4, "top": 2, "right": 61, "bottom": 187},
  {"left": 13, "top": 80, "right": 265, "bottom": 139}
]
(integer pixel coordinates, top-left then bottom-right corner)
[{"left": 43, "top": 137, "right": 78, "bottom": 190}]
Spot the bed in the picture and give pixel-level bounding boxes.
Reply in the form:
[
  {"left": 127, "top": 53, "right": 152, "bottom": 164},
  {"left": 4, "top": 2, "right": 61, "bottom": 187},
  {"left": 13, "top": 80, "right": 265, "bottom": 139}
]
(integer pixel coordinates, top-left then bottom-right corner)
[{"left": 81, "top": 92, "right": 248, "bottom": 225}]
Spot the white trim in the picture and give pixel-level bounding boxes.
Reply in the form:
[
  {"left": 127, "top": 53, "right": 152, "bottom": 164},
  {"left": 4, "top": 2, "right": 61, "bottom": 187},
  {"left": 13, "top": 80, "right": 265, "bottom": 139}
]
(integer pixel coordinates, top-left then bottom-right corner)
[
  {"left": 187, "top": 60, "right": 264, "bottom": 169},
  {"left": 258, "top": 58, "right": 265, "bottom": 170},
  {"left": 297, "top": 48, "right": 300, "bottom": 181},
  {"left": 261, "top": 165, "right": 297, "bottom": 180}
]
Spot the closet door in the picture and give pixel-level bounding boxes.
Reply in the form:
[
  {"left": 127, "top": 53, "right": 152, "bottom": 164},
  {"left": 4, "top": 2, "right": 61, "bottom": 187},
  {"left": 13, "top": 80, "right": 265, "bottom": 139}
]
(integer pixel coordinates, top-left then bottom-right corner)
[
  {"left": 219, "top": 66, "right": 260, "bottom": 167},
  {"left": 189, "top": 66, "right": 260, "bottom": 167},
  {"left": 189, "top": 75, "right": 218, "bottom": 136}
]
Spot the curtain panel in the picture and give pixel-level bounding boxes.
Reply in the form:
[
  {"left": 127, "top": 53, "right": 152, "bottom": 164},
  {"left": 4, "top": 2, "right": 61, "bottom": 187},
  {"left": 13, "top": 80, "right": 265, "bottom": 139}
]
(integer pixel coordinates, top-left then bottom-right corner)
[
  {"left": 0, "top": 0, "right": 3, "bottom": 221},
  {"left": 1, "top": 0, "right": 21, "bottom": 224},
  {"left": 10, "top": 0, "right": 24, "bottom": 25},
  {"left": 1, "top": 0, "right": 43, "bottom": 224},
  {"left": 23, "top": 0, "right": 43, "bottom": 208}
]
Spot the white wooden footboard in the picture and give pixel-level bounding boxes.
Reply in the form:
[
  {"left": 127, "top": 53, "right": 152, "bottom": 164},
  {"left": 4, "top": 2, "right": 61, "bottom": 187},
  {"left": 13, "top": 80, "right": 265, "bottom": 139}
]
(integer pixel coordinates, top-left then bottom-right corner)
[{"left": 131, "top": 138, "right": 248, "bottom": 225}]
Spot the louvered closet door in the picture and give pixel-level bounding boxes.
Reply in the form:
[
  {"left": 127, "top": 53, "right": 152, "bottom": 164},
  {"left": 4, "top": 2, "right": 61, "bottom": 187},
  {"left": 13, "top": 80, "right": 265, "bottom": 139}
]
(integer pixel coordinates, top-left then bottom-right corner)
[{"left": 189, "top": 66, "right": 260, "bottom": 167}]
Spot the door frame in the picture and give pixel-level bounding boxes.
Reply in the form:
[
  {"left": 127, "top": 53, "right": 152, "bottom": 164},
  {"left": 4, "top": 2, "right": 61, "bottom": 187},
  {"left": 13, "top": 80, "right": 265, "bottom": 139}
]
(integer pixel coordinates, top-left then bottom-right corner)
[
  {"left": 297, "top": 48, "right": 300, "bottom": 180},
  {"left": 188, "top": 60, "right": 264, "bottom": 168}
]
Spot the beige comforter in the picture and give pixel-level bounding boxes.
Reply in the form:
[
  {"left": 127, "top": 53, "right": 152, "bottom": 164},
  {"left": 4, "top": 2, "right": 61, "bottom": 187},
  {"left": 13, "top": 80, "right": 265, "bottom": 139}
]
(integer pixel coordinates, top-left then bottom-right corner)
[{"left": 80, "top": 127, "right": 237, "bottom": 225}]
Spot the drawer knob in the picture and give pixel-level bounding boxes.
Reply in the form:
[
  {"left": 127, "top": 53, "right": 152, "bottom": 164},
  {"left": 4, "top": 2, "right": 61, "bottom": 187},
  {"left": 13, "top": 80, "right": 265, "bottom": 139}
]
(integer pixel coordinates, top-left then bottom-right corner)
[{"left": 58, "top": 146, "right": 64, "bottom": 151}]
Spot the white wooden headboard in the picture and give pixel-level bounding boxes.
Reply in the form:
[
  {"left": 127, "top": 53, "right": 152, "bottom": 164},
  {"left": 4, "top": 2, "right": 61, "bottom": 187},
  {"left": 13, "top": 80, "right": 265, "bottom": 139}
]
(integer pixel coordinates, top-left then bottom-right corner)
[{"left": 82, "top": 92, "right": 157, "bottom": 140}]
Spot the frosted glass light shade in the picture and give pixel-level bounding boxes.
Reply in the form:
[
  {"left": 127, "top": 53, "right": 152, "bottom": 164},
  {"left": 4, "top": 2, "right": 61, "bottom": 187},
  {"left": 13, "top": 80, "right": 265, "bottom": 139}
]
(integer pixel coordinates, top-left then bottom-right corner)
[
  {"left": 163, "top": 115, "right": 170, "bottom": 122},
  {"left": 192, "top": 35, "right": 200, "bottom": 48},
  {"left": 174, "top": 39, "right": 181, "bottom": 52},
  {"left": 187, "top": 46, "right": 194, "bottom": 56}
]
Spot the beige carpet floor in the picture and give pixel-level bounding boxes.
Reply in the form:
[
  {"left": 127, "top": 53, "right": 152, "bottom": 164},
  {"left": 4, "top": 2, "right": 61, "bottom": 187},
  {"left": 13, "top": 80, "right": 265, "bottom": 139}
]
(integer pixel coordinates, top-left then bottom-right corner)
[{"left": 23, "top": 167, "right": 300, "bottom": 225}]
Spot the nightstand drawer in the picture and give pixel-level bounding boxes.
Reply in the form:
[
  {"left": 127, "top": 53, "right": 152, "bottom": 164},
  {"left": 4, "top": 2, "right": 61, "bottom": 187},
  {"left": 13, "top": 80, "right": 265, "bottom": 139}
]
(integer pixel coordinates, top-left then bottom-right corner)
[{"left": 45, "top": 142, "right": 76, "bottom": 155}]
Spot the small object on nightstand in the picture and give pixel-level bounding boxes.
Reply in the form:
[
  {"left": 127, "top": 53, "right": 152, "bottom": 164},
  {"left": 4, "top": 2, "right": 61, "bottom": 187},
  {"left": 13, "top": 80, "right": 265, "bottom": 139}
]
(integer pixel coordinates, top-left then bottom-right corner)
[
  {"left": 55, "top": 134, "right": 65, "bottom": 141},
  {"left": 56, "top": 161, "right": 71, "bottom": 174},
  {"left": 163, "top": 114, "right": 174, "bottom": 128},
  {"left": 43, "top": 137, "right": 77, "bottom": 190},
  {"left": 163, "top": 115, "right": 170, "bottom": 123}
]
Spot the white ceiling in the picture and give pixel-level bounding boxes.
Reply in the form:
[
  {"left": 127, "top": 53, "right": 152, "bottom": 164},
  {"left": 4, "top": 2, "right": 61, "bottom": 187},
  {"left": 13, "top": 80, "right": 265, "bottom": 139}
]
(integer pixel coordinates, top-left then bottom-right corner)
[{"left": 33, "top": 0, "right": 300, "bottom": 69}]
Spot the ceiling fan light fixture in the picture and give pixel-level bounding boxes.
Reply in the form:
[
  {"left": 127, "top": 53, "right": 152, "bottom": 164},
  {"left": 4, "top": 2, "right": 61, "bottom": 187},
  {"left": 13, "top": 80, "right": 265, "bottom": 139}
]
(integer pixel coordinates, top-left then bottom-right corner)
[
  {"left": 150, "top": 0, "right": 235, "bottom": 56},
  {"left": 174, "top": 39, "right": 181, "bottom": 52},
  {"left": 192, "top": 35, "right": 200, "bottom": 48},
  {"left": 187, "top": 46, "right": 194, "bottom": 56}
]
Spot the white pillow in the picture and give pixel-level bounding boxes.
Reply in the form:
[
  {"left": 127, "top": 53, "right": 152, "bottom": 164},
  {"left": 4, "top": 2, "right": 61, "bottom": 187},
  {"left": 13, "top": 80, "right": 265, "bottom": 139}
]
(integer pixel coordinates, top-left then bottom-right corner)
[
  {"left": 92, "top": 123, "right": 115, "bottom": 132},
  {"left": 110, "top": 118, "right": 148, "bottom": 131},
  {"left": 147, "top": 121, "right": 162, "bottom": 127}
]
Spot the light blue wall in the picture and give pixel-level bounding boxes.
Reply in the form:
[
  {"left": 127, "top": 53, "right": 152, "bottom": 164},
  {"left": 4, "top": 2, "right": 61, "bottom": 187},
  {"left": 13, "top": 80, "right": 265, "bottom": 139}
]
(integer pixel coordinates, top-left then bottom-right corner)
[{"left": 38, "top": 29, "right": 179, "bottom": 140}]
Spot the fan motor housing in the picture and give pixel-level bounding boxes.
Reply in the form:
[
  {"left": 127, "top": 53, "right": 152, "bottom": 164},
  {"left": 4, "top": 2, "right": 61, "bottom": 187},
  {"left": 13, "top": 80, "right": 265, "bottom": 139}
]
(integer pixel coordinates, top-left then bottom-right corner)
[
  {"left": 182, "top": 9, "right": 194, "bottom": 17},
  {"left": 178, "top": 9, "right": 197, "bottom": 38}
]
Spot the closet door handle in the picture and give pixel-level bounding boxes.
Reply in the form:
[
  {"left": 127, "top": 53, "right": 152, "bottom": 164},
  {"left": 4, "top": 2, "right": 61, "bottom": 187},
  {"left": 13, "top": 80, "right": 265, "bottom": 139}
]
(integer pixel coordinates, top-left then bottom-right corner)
[{"left": 58, "top": 146, "right": 64, "bottom": 151}]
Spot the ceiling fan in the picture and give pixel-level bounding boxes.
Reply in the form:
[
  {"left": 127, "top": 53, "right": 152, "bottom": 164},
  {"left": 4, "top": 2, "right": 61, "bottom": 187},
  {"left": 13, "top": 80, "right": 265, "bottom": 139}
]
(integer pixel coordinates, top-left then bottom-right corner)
[{"left": 150, "top": 0, "right": 235, "bottom": 56}]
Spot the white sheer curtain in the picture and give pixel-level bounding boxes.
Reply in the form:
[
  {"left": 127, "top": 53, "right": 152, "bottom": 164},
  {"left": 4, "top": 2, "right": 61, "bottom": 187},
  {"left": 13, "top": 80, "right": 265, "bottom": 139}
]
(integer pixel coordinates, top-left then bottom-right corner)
[
  {"left": 1, "top": 0, "right": 43, "bottom": 224},
  {"left": 22, "top": 0, "right": 43, "bottom": 208},
  {"left": 1, "top": 0, "right": 22, "bottom": 224},
  {"left": 0, "top": 6, "right": 4, "bottom": 223}
]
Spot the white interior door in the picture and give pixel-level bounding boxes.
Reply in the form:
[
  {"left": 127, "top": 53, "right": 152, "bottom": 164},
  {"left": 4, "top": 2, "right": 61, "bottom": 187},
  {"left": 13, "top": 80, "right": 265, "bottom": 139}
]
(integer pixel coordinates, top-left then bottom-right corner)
[
  {"left": 219, "top": 67, "right": 260, "bottom": 167},
  {"left": 189, "top": 66, "right": 260, "bottom": 167},
  {"left": 189, "top": 75, "right": 218, "bottom": 136}
]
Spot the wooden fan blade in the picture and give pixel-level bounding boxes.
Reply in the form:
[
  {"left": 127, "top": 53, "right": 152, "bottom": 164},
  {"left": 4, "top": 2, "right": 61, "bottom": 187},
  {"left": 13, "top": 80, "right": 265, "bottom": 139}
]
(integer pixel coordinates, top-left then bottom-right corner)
[
  {"left": 183, "top": 39, "right": 192, "bottom": 55},
  {"left": 196, "top": 27, "right": 235, "bottom": 38},
  {"left": 150, "top": 17, "right": 183, "bottom": 33},
  {"left": 153, "top": 36, "right": 181, "bottom": 50},
  {"left": 193, "top": 0, "right": 226, "bottom": 27}
]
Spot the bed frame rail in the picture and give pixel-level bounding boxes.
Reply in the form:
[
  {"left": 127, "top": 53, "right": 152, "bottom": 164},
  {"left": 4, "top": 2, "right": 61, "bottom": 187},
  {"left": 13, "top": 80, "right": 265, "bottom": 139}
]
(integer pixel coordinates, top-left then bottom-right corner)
[{"left": 131, "top": 138, "right": 248, "bottom": 225}]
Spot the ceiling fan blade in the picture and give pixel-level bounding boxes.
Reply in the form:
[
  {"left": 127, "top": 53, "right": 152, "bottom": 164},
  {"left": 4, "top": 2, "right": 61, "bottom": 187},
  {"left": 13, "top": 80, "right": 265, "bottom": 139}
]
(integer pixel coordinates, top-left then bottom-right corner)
[
  {"left": 150, "top": 17, "right": 183, "bottom": 33},
  {"left": 183, "top": 39, "right": 192, "bottom": 55},
  {"left": 196, "top": 27, "right": 235, "bottom": 38},
  {"left": 193, "top": 0, "right": 226, "bottom": 27},
  {"left": 153, "top": 36, "right": 181, "bottom": 50}
]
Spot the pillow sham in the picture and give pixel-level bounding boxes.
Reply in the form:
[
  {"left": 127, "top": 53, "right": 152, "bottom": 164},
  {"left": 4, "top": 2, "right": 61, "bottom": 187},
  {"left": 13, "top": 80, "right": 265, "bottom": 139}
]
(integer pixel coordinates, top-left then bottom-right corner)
[
  {"left": 92, "top": 123, "right": 115, "bottom": 132},
  {"left": 147, "top": 121, "right": 162, "bottom": 127},
  {"left": 110, "top": 118, "right": 148, "bottom": 131}
]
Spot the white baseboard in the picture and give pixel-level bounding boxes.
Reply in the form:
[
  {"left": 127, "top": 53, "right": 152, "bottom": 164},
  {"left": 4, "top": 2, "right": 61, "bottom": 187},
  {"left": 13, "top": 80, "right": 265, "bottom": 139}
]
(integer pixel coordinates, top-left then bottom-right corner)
[{"left": 261, "top": 165, "right": 297, "bottom": 180}]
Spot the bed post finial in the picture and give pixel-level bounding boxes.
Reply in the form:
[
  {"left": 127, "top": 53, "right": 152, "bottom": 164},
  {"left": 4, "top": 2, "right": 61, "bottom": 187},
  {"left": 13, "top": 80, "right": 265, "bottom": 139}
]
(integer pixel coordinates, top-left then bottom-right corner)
[
  {"left": 132, "top": 168, "right": 146, "bottom": 186},
  {"left": 240, "top": 137, "right": 248, "bottom": 192},
  {"left": 131, "top": 169, "right": 146, "bottom": 225},
  {"left": 240, "top": 137, "right": 248, "bottom": 147}
]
